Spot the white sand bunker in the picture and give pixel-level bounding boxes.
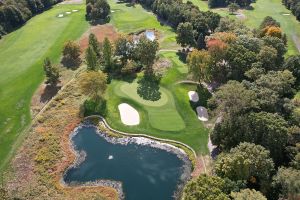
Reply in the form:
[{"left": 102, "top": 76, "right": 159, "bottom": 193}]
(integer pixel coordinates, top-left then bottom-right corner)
[
  {"left": 118, "top": 103, "right": 140, "bottom": 126},
  {"left": 196, "top": 106, "right": 209, "bottom": 122},
  {"left": 282, "top": 13, "right": 291, "bottom": 16},
  {"left": 58, "top": 14, "right": 64, "bottom": 18},
  {"left": 188, "top": 91, "right": 199, "bottom": 102},
  {"left": 66, "top": 11, "right": 71, "bottom": 14},
  {"left": 72, "top": 9, "right": 79, "bottom": 12}
]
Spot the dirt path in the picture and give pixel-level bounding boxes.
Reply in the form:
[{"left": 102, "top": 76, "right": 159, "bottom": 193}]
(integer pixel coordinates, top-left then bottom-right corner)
[{"left": 292, "top": 34, "right": 300, "bottom": 53}]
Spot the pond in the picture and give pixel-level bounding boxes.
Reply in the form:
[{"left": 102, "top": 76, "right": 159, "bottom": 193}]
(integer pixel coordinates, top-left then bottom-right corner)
[{"left": 63, "top": 125, "right": 191, "bottom": 200}]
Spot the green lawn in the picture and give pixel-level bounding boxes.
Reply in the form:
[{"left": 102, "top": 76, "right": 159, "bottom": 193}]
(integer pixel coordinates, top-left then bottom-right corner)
[
  {"left": 108, "top": 0, "right": 178, "bottom": 49},
  {"left": 189, "top": 0, "right": 300, "bottom": 55},
  {"left": 0, "top": 3, "right": 89, "bottom": 170}
]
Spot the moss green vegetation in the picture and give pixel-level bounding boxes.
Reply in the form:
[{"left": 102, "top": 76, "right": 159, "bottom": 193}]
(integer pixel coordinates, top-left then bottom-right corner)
[
  {"left": 108, "top": 0, "right": 177, "bottom": 49},
  {"left": 189, "top": 0, "right": 300, "bottom": 55},
  {"left": 106, "top": 51, "right": 210, "bottom": 154},
  {"left": 0, "top": 4, "right": 88, "bottom": 169}
]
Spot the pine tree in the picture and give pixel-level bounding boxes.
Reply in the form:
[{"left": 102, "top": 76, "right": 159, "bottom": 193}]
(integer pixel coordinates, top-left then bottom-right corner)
[
  {"left": 88, "top": 33, "right": 101, "bottom": 59},
  {"left": 85, "top": 46, "right": 99, "bottom": 71},
  {"left": 43, "top": 57, "right": 60, "bottom": 85},
  {"left": 103, "top": 37, "right": 113, "bottom": 71}
]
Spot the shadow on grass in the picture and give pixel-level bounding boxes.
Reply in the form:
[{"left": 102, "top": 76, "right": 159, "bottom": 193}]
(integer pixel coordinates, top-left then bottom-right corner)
[
  {"left": 40, "top": 84, "right": 61, "bottom": 103},
  {"left": 137, "top": 74, "right": 161, "bottom": 101}
]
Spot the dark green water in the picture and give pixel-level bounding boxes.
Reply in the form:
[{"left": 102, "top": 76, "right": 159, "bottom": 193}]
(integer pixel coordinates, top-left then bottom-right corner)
[{"left": 64, "top": 126, "right": 188, "bottom": 200}]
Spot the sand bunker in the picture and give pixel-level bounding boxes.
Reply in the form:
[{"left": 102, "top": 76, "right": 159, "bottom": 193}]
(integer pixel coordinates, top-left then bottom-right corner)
[
  {"left": 58, "top": 14, "right": 64, "bottom": 18},
  {"left": 118, "top": 103, "right": 140, "bottom": 126},
  {"left": 66, "top": 11, "right": 71, "bottom": 14},
  {"left": 196, "top": 106, "right": 208, "bottom": 122},
  {"left": 282, "top": 13, "right": 291, "bottom": 16},
  {"left": 188, "top": 91, "right": 199, "bottom": 102},
  {"left": 72, "top": 10, "right": 79, "bottom": 12}
]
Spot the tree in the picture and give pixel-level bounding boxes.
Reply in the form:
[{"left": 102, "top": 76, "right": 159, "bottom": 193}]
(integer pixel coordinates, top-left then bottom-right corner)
[
  {"left": 225, "top": 43, "right": 257, "bottom": 80},
  {"left": 87, "top": 0, "right": 110, "bottom": 22},
  {"left": 187, "top": 50, "right": 212, "bottom": 84},
  {"left": 134, "top": 36, "right": 159, "bottom": 74},
  {"left": 261, "top": 26, "right": 283, "bottom": 38},
  {"left": 259, "top": 16, "right": 280, "bottom": 30},
  {"left": 102, "top": 37, "right": 113, "bottom": 71},
  {"left": 62, "top": 40, "right": 81, "bottom": 68},
  {"left": 228, "top": 3, "right": 239, "bottom": 14},
  {"left": 208, "top": 81, "right": 257, "bottom": 115},
  {"left": 176, "top": 22, "right": 195, "bottom": 48},
  {"left": 262, "top": 36, "right": 286, "bottom": 65},
  {"left": 43, "top": 57, "right": 60, "bottom": 85},
  {"left": 257, "top": 46, "right": 278, "bottom": 71},
  {"left": 231, "top": 189, "right": 267, "bottom": 200},
  {"left": 85, "top": 46, "right": 99, "bottom": 71},
  {"left": 182, "top": 175, "right": 230, "bottom": 200},
  {"left": 78, "top": 71, "right": 107, "bottom": 101},
  {"left": 115, "top": 35, "right": 134, "bottom": 65},
  {"left": 215, "top": 143, "right": 275, "bottom": 188},
  {"left": 244, "top": 112, "right": 289, "bottom": 164},
  {"left": 88, "top": 33, "right": 101, "bottom": 59},
  {"left": 283, "top": 55, "right": 300, "bottom": 85},
  {"left": 273, "top": 167, "right": 300, "bottom": 200}
]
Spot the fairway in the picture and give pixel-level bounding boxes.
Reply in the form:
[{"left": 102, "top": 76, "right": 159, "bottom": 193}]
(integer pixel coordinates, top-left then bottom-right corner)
[
  {"left": 108, "top": 0, "right": 178, "bottom": 49},
  {"left": 189, "top": 0, "right": 300, "bottom": 55},
  {"left": 0, "top": 3, "right": 88, "bottom": 167}
]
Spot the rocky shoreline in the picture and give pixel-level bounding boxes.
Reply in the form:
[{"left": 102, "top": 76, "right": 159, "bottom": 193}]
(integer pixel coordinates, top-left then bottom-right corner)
[{"left": 62, "top": 122, "right": 192, "bottom": 200}]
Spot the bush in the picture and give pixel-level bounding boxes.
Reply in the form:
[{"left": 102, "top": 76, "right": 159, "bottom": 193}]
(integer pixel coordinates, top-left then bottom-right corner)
[{"left": 83, "top": 98, "right": 107, "bottom": 116}]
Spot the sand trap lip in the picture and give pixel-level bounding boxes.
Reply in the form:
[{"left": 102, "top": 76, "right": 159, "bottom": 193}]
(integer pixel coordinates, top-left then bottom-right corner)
[
  {"left": 118, "top": 103, "right": 140, "bottom": 126},
  {"left": 188, "top": 91, "right": 199, "bottom": 102},
  {"left": 196, "top": 106, "right": 208, "bottom": 121}
]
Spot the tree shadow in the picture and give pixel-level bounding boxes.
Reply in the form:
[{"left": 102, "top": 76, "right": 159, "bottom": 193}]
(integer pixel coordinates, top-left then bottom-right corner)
[
  {"left": 61, "top": 56, "right": 81, "bottom": 70},
  {"left": 40, "top": 84, "right": 61, "bottom": 103},
  {"left": 176, "top": 50, "right": 187, "bottom": 63},
  {"left": 137, "top": 74, "right": 161, "bottom": 101}
]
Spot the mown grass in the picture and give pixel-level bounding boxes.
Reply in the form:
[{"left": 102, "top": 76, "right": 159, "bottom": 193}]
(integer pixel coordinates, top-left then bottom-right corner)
[
  {"left": 189, "top": 0, "right": 300, "bottom": 55},
  {"left": 106, "top": 51, "right": 210, "bottom": 154},
  {"left": 0, "top": 3, "right": 89, "bottom": 170},
  {"left": 108, "top": 0, "right": 178, "bottom": 49}
]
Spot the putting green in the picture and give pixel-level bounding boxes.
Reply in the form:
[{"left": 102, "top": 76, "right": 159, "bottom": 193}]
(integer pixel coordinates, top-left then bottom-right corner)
[
  {"left": 118, "top": 81, "right": 169, "bottom": 107},
  {"left": 113, "top": 80, "right": 186, "bottom": 131}
]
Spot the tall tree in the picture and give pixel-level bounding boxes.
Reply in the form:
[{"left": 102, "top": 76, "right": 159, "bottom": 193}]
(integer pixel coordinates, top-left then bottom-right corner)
[
  {"left": 88, "top": 33, "right": 101, "bottom": 59},
  {"left": 176, "top": 22, "right": 195, "bottom": 49},
  {"left": 215, "top": 142, "right": 275, "bottom": 189},
  {"left": 62, "top": 40, "right": 81, "bottom": 68},
  {"left": 102, "top": 37, "right": 113, "bottom": 71},
  {"left": 85, "top": 46, "right": 99, "bottom": 71},
  {"left": 134, "top": 36, "right": 159, "bottom": 74},
  {"left": 43, "top": 57, "right": 60, "bottom": 86},
  {"left": 182, "top": 175, "right": 230, "bottom": 200},
  {"left": 187, "top": 50, "right": 212, "bottom": 84},
  {"left": 78, "top": 71, "right": 107, "bottom": 101}
]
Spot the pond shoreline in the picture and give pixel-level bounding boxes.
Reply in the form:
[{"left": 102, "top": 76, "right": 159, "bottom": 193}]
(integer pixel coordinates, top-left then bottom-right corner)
[{"left": 62, "top": 122, "right": 192, "bottom": 199}]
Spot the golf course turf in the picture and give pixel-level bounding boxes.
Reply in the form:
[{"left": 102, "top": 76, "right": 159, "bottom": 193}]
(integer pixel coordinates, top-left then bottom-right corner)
[{"left": 0, "top": 3, "right": 89, "bottom": 170}]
